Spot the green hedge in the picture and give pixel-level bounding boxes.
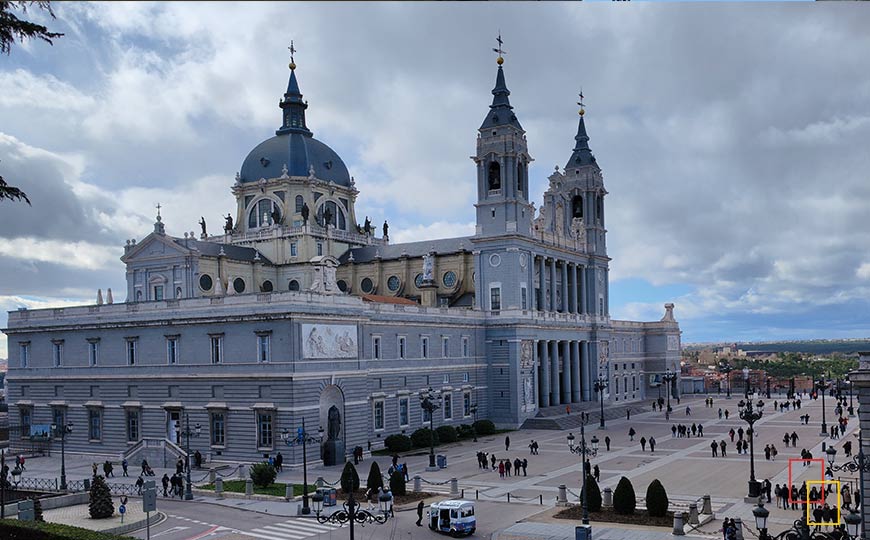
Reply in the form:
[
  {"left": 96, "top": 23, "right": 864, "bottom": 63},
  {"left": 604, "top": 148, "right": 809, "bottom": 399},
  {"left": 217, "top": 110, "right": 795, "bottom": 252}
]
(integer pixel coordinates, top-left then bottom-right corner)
[
  {"left": 613, "top": 476, "right": 637, "bottom": 515},
  {"left": 457, "top": 424, "right": 475, "bottom": 439},
  {"left": 384, "top": 434, "right": 412, "bottom": 452},
  {"left": 436, "top": 425, "right": 458, "bottom": 443},
  {"left": 0, "top": 519, "right": 138, "bottom": 540},
  {"left": 645, "top": 479, "right": 669, "bottom": 517},
  {"left": 473, "top": 419, "right": 496, "bottom": 436},
  {"left": 411, "top": 428, "right": 439, "bottom": 449},
  {"left": 581, "top": 474, "right": 602, "bottom": 512}
]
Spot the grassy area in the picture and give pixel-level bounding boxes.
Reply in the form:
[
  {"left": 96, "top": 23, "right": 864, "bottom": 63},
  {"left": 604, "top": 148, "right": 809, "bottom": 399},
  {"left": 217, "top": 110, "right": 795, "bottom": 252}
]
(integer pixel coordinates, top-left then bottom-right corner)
[
  {"left": 199, "top": 480, "right": 307, "bottom": 498},
  {"left": 0, "top": 519, "right": 139, "bottom": 540}
]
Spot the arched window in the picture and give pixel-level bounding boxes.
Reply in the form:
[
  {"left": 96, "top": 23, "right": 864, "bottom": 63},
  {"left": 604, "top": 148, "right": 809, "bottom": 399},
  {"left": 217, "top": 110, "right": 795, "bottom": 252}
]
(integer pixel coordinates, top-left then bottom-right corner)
[
  {"left": 316, "top": 200, "right": 347, "bottom": 231},
  {"left": 488, "top": 161, "right": 501, "bottom": 191},
  {"left": 295, "top": 195, "right": 304, "bottom": 213},
  {"left": 248, "top": 198, "right": 281, "bottom": 229},
  {"left": 572, "top": 195, "right": 584, "bottom": 218},
  {"left": 596, "top": 195, "right": 603, "bottom": 223},
  {"left": 175, "top": 287, "right": 182, "bottom": 299},
  {"left": 516, "top": 162, "right": 524, "bottom": 194},
  {"left": 288, "top": 280, "right": 300, "bottom": 291},
  {"left": 261, "top": 280, "right": 273, "bottom": 292}
]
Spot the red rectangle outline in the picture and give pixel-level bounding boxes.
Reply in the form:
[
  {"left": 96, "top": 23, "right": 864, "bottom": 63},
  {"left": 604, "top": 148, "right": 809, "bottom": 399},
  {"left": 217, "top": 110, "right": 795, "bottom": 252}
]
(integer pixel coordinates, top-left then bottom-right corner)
[{"left": 787, "top": 458, "right": 826, "bottom": 504}]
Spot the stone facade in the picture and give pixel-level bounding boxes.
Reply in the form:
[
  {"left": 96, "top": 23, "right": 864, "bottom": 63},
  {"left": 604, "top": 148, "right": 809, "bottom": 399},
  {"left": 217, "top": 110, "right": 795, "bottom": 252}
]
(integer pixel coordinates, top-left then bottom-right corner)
[{"left": 2, "top": 54, "right": 681, "bottom": 465}]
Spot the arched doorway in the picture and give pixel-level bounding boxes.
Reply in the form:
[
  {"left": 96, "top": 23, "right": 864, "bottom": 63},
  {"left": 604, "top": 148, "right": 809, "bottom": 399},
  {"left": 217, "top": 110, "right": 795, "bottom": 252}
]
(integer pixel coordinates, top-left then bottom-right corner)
[{"left": 319, "top": 385, "right": 346, "bottom": 466}]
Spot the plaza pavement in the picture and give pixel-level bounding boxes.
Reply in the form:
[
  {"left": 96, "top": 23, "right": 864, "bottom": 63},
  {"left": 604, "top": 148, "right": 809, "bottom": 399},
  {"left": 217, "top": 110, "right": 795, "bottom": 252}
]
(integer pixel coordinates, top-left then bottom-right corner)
[{"left": 11, "top": 391, "right": 859, "bottom": 539}]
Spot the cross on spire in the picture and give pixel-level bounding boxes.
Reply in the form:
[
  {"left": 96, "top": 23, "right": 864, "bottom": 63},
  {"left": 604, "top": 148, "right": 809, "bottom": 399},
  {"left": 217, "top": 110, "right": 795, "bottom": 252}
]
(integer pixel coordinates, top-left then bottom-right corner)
[
  {"left": 288, "top": 40, "right": 297, "bottom": 70},
  {"left": 492, "top": 32, "right": 506, "bottom": 64},
  {"left": 577, "top": 88, "right": 586, "bottom": 116},
  {"left": 155, "top": 203, "right": 162, "bottom": 218}
]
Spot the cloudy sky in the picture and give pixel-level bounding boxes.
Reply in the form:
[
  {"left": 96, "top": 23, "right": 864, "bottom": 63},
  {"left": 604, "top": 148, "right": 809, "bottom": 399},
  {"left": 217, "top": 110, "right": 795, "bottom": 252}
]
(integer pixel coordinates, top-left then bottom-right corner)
[{"left": 1, "top": 2, "right": 869, "bottom": 357}]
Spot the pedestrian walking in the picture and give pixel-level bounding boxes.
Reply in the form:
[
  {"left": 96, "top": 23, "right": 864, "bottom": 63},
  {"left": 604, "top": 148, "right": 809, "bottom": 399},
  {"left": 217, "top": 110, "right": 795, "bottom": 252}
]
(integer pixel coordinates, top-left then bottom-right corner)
[
  {"left": 640, "top": 437, "right": 647, "bottom": 452},
  {"left": 522, "top": 458, "right": 528, "bottom": 476},
  {"left": 514, "top": 458, "right": 522, "bottom": 477},
  {"left": 505, "top": 459, "right": 512, "bottom": 477},
  {"left": 122, "top": 458, "right": 129, "bottom": 477},
  {"left": 566, "top": 404, "right": 571, "bottom": 415},
  {"left": 686, "top": 406, "right": 691, "bottom": 416},
  {"left": 136, "top": 475, "right": 144, "bottom": 495},
  {"left": 498, "top": 461, "right": 505, "bottom": 478},
  {"left": 626, "top": 409, "right": 631, "bottom": 420},
  {"left": 628, "top": 427, "right": 636, "bottom": 441},
  {"left": 593, "top": 464, "right": 600, "bottom": 482},
  {"left": 718, "top": 408, "right": 723, "bottom": 419},
  {"left": 698, "top": 424, "right": 704, "bottom": 437},
  {"left": 720, "top": 440, "right": 727, "bottom": 457},
  {"left": 649, "top": 436, "right": 656, "bottom": 452},
  {"left": 604, "top": 436, "right": 611, "bottom": 451},
  {"left": 491, "top": 454, "right": 497, "bottom": 469},
  {"left": 784, "top": 433, "right": 790, "bottom": 448},
  {"left": 416, "top": 500, "right": 425, "bottom": 526},
  {"left": 505, "top": 435, "right": 511, "bottom": 452},
  {"left": 711, "top": 440, "right": 718, "bottom": 457},
  {"left": 729, "top": 428, "right": 735, "bottom": 442},
  {"left": 276, "top": 452, "right": 283, "bottom": 472},
  {"left": 162, "top": 474, "right": 170, "bottom": 497}
]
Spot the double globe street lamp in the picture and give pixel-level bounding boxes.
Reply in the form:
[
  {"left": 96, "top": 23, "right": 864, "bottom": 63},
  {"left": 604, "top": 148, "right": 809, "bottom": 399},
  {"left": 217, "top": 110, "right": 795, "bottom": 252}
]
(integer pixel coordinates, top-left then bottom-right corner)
[
  {"left": 51, "top": 421, "right": 73, "bottom": 491},
  {"left": 662, "top": 370, "right": 678, "bottom": 414},
  {"left": 817, "top": 377, "right": 829, "bottom": 437},
  {"left": 174, "top": 415, "right": 201, "bottom": 501},
  {"left": 593, "top": 377, "right": 608, "bottom": 428},
  {"left": 738, "top": 398, "right": 764, "bottom": 499},
  {"left": 567, "top": 415, "right": 597, "bottom": 528},
  {"left": 281, "top": 419, "right": 324, "bottom": 515},
  {"left": 419, "top": 388, "right": 443, "bottom": 470},
  {"left": 720, "top": 363, "right": 734, "bottom": 399},
  {"left": 312, "top": 484, "right": 393, "bottom": 540}
]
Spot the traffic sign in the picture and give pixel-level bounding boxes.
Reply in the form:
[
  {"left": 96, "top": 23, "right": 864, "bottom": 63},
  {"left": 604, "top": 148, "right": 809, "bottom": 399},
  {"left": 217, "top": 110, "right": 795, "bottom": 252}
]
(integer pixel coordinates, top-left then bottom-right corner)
[{"left": 143, "top": 487, "right": 157, "bottom": 512}]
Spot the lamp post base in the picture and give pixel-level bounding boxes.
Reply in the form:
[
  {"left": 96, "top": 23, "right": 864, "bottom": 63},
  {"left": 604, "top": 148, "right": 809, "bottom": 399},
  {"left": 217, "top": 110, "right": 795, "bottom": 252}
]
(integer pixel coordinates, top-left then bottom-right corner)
[
  {"left": 820, "top": 423, "right": 828, "bottom": 437},
  {"left": 747, "top": 479, "right": 761, "bottom": 499}
]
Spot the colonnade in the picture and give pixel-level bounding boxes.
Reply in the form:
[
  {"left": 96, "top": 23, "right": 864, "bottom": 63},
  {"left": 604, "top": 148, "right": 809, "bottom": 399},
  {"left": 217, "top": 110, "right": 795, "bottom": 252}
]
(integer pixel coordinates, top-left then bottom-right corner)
[
  {"left": 534, "top": 256, "right": 590, "bottom": 314},
  {"left": 535, "top": 339, "right": 593, "bottom": 408}
]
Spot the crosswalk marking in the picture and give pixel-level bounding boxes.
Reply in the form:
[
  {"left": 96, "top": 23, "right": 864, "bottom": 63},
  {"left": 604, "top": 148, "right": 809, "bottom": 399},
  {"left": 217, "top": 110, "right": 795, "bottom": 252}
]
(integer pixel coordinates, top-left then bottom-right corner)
[
  {"left": 289, "top": 520, "right": 337, "bottom": 532},
  {"left": 253, "top": 527, "right": 307, "bottom": 539},
  {"left": 243, "top": 518, "right": 344, "bottom": 540},
  {"left": 244, "top": 531, "right": 305, "bottom": 540},
  {"left": 263, "top": 523, "right": 318, "bottom": 534}
]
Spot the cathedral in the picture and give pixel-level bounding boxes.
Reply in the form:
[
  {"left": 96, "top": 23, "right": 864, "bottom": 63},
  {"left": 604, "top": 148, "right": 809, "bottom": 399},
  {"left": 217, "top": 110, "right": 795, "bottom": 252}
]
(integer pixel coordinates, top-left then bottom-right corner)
[{"left": 3, "top": 48, "right": 681, "bottom": 466}]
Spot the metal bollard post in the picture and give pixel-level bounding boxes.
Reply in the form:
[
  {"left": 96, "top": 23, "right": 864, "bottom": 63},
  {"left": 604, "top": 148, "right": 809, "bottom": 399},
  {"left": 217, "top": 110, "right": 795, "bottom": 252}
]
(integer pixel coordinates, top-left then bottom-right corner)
[
  {"left": 476, "top": 490, "right": 479, "bottom": 500},
  {"left": 209, "top": 469, "right": 216, "bottom": 484},
  {"left": 450, "top": 478, "right": 459, "bottom": 496},
  {"left": 285, "top": 484, "right": 294, "bottom": 501},
  {"left": 702, "top": 494, "right": 712, "bottom": 514},
  {"left": 413, "top": 475, "right": 422, "bottom": 493},
  {"left": 215, "top": 477, "right": 224, "bottom": 499},
  {"left": 557, "top": 484, "right": 567, "bottom": 505},
  {"left": 734, "top": 518, "right": 744, "bottom": 540},
  {"left": 238, "top": 464, "right": 246, "bottom": 480},
  {"left": 507, "top": 493, "right": 511, "bottom": 503},
  {"left": 461, "top": 489, "right": 465, "bottom": 498},
  {"left": 688, "top": 503, "right": 699, "bottom": 525},
  {"left": 672, "top": 512, "right": 685, "bottom": 535},
  {"left": 602, "top": 487, "right": 613, "bottom": 507},
  {"left": 539, "top": 494, "right": 543, "bottom": 505},
  {"left": 245, "top": 478, "right": 253, "bottom": 498}
]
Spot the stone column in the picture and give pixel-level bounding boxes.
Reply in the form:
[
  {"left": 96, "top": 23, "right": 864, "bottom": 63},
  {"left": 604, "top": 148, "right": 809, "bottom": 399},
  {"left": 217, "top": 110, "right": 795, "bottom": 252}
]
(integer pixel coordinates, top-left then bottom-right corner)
[
  {"left": 561, "top": 340, "right": 572, "bottom": 405},
  {"left": 531, "top": 256, "right": 538, "bottom": 311},
  {"left": 539, "top": 340, "right": 550, "bottom": 408},
  {"left": 581, "top": 340, "right": 592, "bottom": 401},
  {"left": 538, "top": 256, "right": 546, "bottom": 311},
  {"left": 567, "top": 263, "right": 576, "bottom": 313},
  {"left": 550, "top": 340, "right": 561, "bottom": 407},
  {"left": 571, "top": 340, "right": 582, "bottom": 403},
  {"left": 560, "top": 261, "right": 568, "bottom": 314},
  {"left": 549, "top": 258, "right": 557, "bottom": 313},
  {"left": 579, "top": 265, "right": 587, "bottom": 315}
]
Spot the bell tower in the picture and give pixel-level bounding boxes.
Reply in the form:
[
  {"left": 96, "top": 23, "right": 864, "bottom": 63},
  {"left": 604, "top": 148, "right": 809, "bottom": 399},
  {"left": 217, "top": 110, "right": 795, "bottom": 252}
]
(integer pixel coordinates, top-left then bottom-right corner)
[{"left": 473, "top": 36, "right": 534, "bottom": 238}]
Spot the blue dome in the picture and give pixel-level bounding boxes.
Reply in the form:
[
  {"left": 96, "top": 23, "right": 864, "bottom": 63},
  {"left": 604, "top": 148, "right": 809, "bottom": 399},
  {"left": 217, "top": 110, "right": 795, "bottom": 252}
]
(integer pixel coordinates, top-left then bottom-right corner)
[{"left": 239, "top": 132, "right": 351, "bottom": 187}]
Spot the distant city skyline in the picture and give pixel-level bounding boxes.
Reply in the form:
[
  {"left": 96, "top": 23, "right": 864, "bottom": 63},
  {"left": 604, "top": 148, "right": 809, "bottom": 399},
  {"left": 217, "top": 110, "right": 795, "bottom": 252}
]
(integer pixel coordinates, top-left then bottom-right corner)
[{"left": 1, "top": 3, "right": 870, "bottom": 357}]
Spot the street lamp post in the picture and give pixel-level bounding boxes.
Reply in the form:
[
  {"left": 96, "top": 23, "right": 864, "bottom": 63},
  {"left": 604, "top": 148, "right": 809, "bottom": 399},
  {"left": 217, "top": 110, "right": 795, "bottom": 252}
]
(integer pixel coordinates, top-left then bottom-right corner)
[
  {"left": 51, "top": 421, "right": 73, "bottom": 490},
  {"left": 721, "top": 363, "right": 733, "bottom": 399},
  {"left": 281, "top": 419, "right": 324, "bottom": 515},
  {"left": 312, "top": 486, "right": 393, "bottom": 540},
  {"left": 1, "top": 450, "right": 23, "bottom": 519},
  {"left": 593, "top": 377, "right": 607, "bottom": 428},
  {"left": 743, "top": 367, "right": 751, "bottom": 398},
  {"left": 846, "top": 375, "right": 855, "bottom": 416},
  {"left": 738, "top": 398, "right": 764, "bottom": 499},
  {"left": 568, "top": 416, "right": 597, "bottom": 527},
  {"left": 753, "top": 500, "right": 860, "bottom": 540},
  {"left": 419, "top": 388, "right": 443, "bottom": 469},
  {"left": 817, "top": 377, "right": 828, "bottom": 436},
  {"left": 662, "top": 370, "right": 677, "bottom": 415},
  {"left": 766, "top": 377, "right": 771, "bottom": 399},
  {"left": 175, "top": 415, "right": 201, "bottom": 501},
  {"left": 470, "top": 403, "right": 479, "bottom": 442},
  {"left": 825, "top": 426, "right": 870, "bottom": 540}
]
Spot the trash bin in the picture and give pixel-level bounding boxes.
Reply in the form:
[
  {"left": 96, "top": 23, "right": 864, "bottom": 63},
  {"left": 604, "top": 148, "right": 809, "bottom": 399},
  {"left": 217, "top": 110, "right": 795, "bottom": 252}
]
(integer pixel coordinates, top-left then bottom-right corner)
[
  {"left": 437, "top": 455, "right": 447, "bottom": 469},
  {"left": 319, "top": 487, "right": 337, "bottom": 507}
]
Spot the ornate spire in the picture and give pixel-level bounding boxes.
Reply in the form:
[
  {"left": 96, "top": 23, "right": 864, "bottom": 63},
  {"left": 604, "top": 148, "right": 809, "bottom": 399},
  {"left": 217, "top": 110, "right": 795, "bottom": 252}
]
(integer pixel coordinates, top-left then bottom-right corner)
[
  {"left": 566, "top": 90, "right": 596, "bottom": 168},
  {"left": 277, "top": 41, "right": 312, "bottom": 136},
  {"left": 480, "top": 33, "right": 522, "bottom": 130}
]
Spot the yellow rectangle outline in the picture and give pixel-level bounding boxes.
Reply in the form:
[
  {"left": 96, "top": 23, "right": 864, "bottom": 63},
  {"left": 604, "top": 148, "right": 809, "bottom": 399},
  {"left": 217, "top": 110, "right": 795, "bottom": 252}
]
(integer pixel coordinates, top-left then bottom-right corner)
[{"left": 805, "top": 480, "right": 841, "bottom": 526}]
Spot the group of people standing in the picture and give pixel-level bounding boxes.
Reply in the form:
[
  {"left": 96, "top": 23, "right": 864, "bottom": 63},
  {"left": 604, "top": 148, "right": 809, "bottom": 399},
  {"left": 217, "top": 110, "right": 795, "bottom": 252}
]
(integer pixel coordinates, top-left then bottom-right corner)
[{"left": 476, "top": 451, "right": 528, "bottom": 478}]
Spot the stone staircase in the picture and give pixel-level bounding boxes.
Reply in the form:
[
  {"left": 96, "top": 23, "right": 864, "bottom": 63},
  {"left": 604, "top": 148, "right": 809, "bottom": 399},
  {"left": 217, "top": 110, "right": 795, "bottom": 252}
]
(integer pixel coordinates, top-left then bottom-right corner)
[
  {"left": 122, "top": 438, "right": 187, "bottom": 468},
  {"left": 521, "top": 401, "right": 644, "bottom": 431}
]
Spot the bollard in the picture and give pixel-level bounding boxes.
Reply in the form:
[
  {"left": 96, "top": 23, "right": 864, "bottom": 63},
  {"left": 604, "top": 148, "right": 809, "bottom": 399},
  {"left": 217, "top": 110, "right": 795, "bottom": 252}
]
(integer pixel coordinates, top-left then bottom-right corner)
[
  {"left": 209, "top": 468, "right": 216, "bottom": 484},
  {"left": 245, "top": 478, "right": 253, "bottom": 498},
  {"left": 461, "top": 489, "right": 465, "bottom": 498},
  {"left": 539, "top": 494, "right": 543, "bottom": 505},
  {"left": 315, "top": 476, "right": 325, "bottom": 488},
  {"left": 672, "top": 512, "right": 685, "bottom": 535},
  {"left": 413, "top": 475, "right": 422, "bottom": 493},
  {"left": 476, "top": 489, "right": 479, "bottom": 500},
  {"left": 450, "top": 478, "right": 459, "bottom": 496},
  {"left": 736, "top": 517, "right": 748, "bottom": 540},
  {"left": 238, "top": 464, "right": 246, "bottom": 480},
  {"left": 285, "top": 484, "right": 294, "bottom": 501},
  {"left": 602, "top": 487, "right": 613, "bottom": 507},
  {"left": 507, "top": 493, "right": 511, "bottom": 503},
  {"left": 557, "top": 484, "right": 568, "bottom": 505},
  {"left": 701, "top": 494, "right": 712, "bottom": 514},
  {"left": 215, "top": 477, "right": 224, "bottom": 499},
  {"left": 688, "top": 503, "right": 699, "bottom": 525}
]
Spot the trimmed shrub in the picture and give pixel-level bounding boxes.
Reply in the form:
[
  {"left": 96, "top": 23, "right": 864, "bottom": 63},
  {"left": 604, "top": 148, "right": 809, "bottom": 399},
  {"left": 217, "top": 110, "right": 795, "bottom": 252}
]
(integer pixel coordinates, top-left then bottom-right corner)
[
  {"left": 411, "top": 427, "right": 439, "bottom": 449},
  {"left": 340, "top": 462, "right": 360, "bottom": 494},
  {"left": 384, "top": 434, "right": 412, "bottom": 453},
  {"left": 613, "top": 476, "right": 637, "bottom": 515},
  {"left": 250, "top": 462, "right": 277, "bottom": 488},
  {"left": 389, "top": 470, "right": 407, "bottom": 496},
  {"left": 581, "top": 474, "right": 602, "bottom": 512},
  {"left": 457, "top": 424, "right": 475, "bottom": 439},
  {"left": 645, "top": 479, "right": 669, "bottom": 517},
  {"left": 88, "top": 475, "right": 114, "bottom": 519},
  {"left": 32, "top": 496, "right": 44, "bottom": 522},
  {"left": 366, "top": 461, "right": 384, "bottom": 493},
  {"left": 473, "top": 419, "right": 496, "bottom": 436},
  {"left": 436, "top": 425, "right": 459, "bottom": 443}
]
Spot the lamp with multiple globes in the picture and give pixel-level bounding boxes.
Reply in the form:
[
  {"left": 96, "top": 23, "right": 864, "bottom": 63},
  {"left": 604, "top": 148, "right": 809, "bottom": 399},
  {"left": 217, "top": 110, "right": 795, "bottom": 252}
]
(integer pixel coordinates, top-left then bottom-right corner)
[{"left": 312, "top": 486, "right": 393, "bottom": 540}]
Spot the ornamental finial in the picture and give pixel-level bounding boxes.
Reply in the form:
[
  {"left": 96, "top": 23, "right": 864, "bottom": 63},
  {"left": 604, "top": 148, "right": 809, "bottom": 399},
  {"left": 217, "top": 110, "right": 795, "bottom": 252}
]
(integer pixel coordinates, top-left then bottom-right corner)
[
  {"left": 288, "top": 40, "right": 297, "bottom": 71},
  {"left": 492, "top": 32, "right": 506, "bottom": 65},
  {"left": 577, "top": 88, "right": 585, "bottom": 117}
]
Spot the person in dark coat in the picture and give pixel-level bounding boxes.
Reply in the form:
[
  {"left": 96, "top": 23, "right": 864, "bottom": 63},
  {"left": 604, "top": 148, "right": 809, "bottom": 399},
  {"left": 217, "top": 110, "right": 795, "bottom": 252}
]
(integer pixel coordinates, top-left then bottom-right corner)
[
  {"left": 276, "top": 452, "right": 284, "bottom": 472},
  {"left": 416, "top": 500, "right": 425, "bottom": 526},
  {"left": 505, "top": 436, "right": 511, "bottom": 452},
  {"left": 162, "top": 474, "right": 170, "bottom": 497}
]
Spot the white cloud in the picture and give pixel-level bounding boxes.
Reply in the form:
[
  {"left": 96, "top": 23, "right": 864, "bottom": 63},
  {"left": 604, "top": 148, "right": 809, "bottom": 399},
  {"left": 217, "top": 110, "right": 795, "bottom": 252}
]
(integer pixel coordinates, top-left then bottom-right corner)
[
  {"left": 392, "top": 221, "right": 476, "bottom": 244},
  {"left": 0, "top": 238, "right": 118, "bottom": 270},
  {"left": 0, "top": 296, "right": 90, "bottom": 359},
  {"left": 0, "top": 69, "right": 95, "bottom": 111}
]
